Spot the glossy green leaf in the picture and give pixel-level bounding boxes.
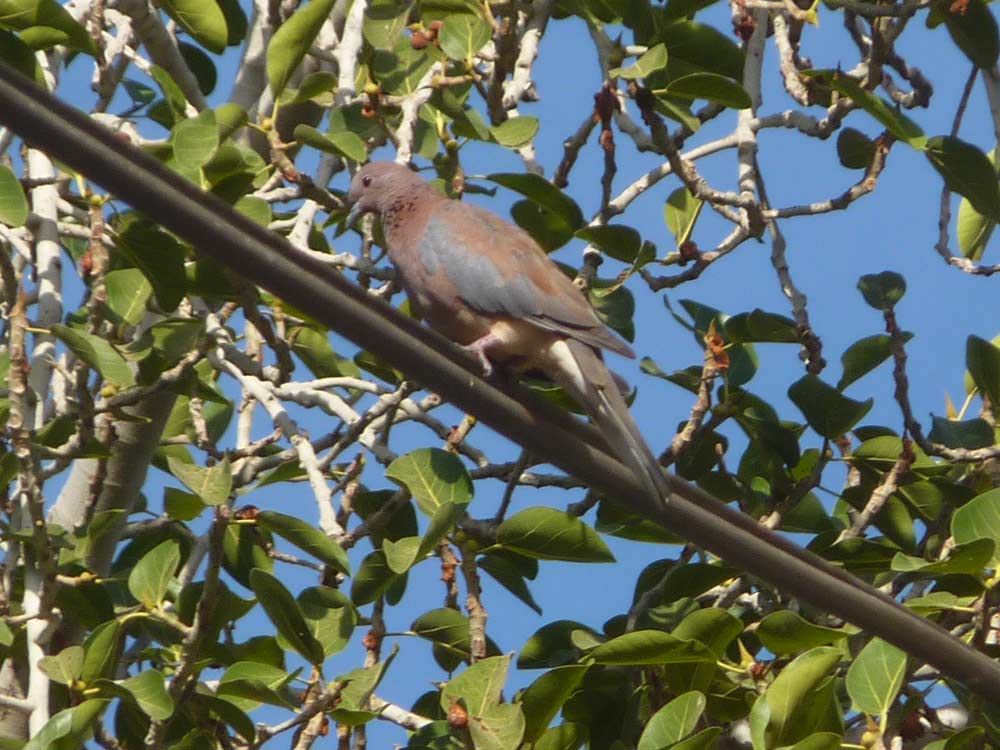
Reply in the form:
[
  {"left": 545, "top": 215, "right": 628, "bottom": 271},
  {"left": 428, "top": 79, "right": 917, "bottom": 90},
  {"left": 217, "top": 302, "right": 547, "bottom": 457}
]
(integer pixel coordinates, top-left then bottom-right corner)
[
  {"left": 438, "top": 12, "right": 491, "bottom": 60},
  {"left": 857, "top": 270, "right": 906, "bottom": 311},
  {"left": 638, "top": 691, "right": 705, "bottom": 750},
  {"left": 0, "top": 0, "right": 94, "bottom": 53},
  {"left": 664, "top": 186, "right": 703, "bottom": 249},
  {"left": 39, "top": 645, "right": 83, "bottom": 685},
  {"left": 837, "top": 127, "right": 876, "bottom": 169},
  {"left": 723, "top": 309, "right": 798, "bottom": 343},
  {"left": 788, "top": 374, "right": 872, "bottom": 438},
  {"left": 104, "top": 269, "right": 152, "bottom": 326},
  {"left": 0, "top": 164, "right": 27, "bottom": 226},
  {"left": 488, "top": 173, "right": 585, "bottom": 230},
  {"left": 51, "top": 324, "right": 135, "bottom": 388},
  {"left": 166, "top": 456, "right": 231, "bottom": 506},
  {"left": 127, "top": 539, "right": 181, "bottom": 607},
  {"left": 952, "top": 486, "right": 1000, "bottom": 565},
  {"left": 81, "top": 620, "right": 121, "bottom": 683},
  {"left": 576, "top": 224, "right": 642, "bottom": 263},
  {"left": 928, "top": 415, "right": 994, "bottom": 449},
  {"left": 491, "top": 116, "right": 540, "bottom": 148},
  {"left": 808, "top": 70, "right": 925, "bottom": 147},
  {"left": 257, "top": 510, "right": 351, "bottom": 573},
  {"left": 23, "top": 699, "right": 108, "bottom": 750},
  {"left": 967, "top": 334, "right": 1000, "bottom": 407},
  {"left": 659, "top": 21, "right": 743, "bottom": 79},
  {"left": 756, "top": 611, "right": 847, "bottom": 656},
  {"left": 497, "top": 507, "right": 614, "bottom": 562},
  {"left": 519, "top": 665, "right": 588, "bottom": 742},
  {"left": 249, "top": 568, "right": 325, "bottom": 665},
  {"left": 161, "top": 0, "right": 227, "bottom": 53},
  {"left": 386, "top": 447, "right": 473, "bottom": 516},
  {"left": 115, "top": 217, "right": 186, "bottom": 312},
  {"left": 664, "top": 72, "right": 751, "bottom": 108},
  {"left": 846, "top": 638, "right": 906, "bottom": 715},
  {"left": 891, "top": 538, "right": 995, "bottom": 575},
  {"left": 266, "top": 0, "right": 336, "bottom": 95},
  {"left": 294, "top": 123, "right": 367, "bottom": 162},
  {"left": 609, "top": 43, "right": 667, "bottom": 79},
  {"left": 350, "top": 550, "right": 397, "bottom": 604},
  {"left": 120, "top": 669, "right": 173, "bottom": 721},
  {"left": 589, "top": 630, "right": 714, "bottom": 665},
  {"left": 764, "top": 647, "right": 842, "bottom": 746},
  {"left": 411, "top": 607, "right": 499, "bottom": 659},
  {"left": 926, "top": 136, "right": 1000, "bottom": 220},
  {"left": 173, "top": 109, "right": 219, "bottom": 171},
  {"left": 838, "top": 333, "right": 913, "bottom": 390},
  {"left": 938, "top": 0, "right": 999, "bottom": 67}
]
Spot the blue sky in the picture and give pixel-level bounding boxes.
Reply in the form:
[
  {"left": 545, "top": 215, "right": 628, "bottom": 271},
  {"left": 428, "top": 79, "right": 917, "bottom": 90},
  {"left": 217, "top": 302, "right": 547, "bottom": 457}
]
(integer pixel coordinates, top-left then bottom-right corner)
[{"left": 39, "top": 0, "right": 1000, "bottom": 744}]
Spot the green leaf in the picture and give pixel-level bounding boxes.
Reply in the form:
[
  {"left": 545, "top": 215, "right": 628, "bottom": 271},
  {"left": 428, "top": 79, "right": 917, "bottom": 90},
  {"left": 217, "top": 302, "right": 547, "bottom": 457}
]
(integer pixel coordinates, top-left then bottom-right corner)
[
  {"left": 837, "top": 127, "right": 876, "bottom": 169},
  {"left": 441, "top": 654, "right": 511, "bottom": 715},
  {"left": 0, "top": 164, "right": 27, "bottom": 226},
  {"left": 487, "top": 173, "right": 585, "bottom": 231},
  {"left": 173, "top": 109, "right": 219, "bottom": 171},
  {"left": 958, "top": 194, "right": 996, "bottom": 260},
  {"left": 857, "top": 271, "right": 906, "bottom": 311},
  {"left": 438, "top": 12, "right": 491, "bottom": 61},
  {"left": 218, "top": 661, "right": 298, "bottom": 711},
  {"left": 491, "top": 116, "right": 540, "bottom": 149},
  {"left": 938, "top": 0, "right": 999, "bottom": 67},
  {"left": 519, "top": 665, "right": 588, "bottom": 742},
  {"left": 891, "top": 538, "right": 995, "bottom": 575},
  {"left": 120, "top": 669, "right": 173, "bottom": 721},
  {"left": 638, "top": 691, "right": 705, "bottom": 750},
  {"left": 350, "top": 550, "right": 397, "bottom": 605},
  {"left": 764, "top": 647, "right": 842, "bottom": 746},
  {"left": 659, "top": 20, "right": 744, "bottom": 79},
  {"left": 664, "top": 187, "right": 703, "bottom": 249},
  {"left": 0, "top": 29, "right": 44, "bottom": 85},
  {"left": 928, "top": 415, "right": 994, "bottom": 449},
  {"left": 104, "top": 269, "right": 152, "bottom": 326},
  {"left": 788, "top": 374, "right": 872, "bottom": 438},
  {"left": 299, "top": 586, "right": 356, "bottom": 659},
  {"left": 23, "top": 699, "right": 108, "bottom": 750},
  {"left": 518, "top": 620, "right": 599, "bottom": 669},
  {"left": 534, "top": 723, "right": 587, "bottom": 750},
  {"left": 411, "top": 607, "right": 499, "bottom": 660},
  {"left": 845, "top": 638, "right": 906, "bottom": 715},
  {"left": 127, "top": 539, "right": 181, "bottom": 607},
  {"left": 723, "top": 309, "right": 799, "bottom": 343},
  {"left": 383, "top": 535, "right": 423, "bottom": 574},
  {"left": 496, "top": 507, "right": 614, "bottom": 562},
  {"left": 0, "top": 0, "right": 94, "bottom": 53},
  {"left": 952, "top": 487, "right": 1000, "bottom": 566},
  {"left": 81, "top": 621, "right": 121, "bottom": 683},
  {"left": 589, "top": 630, "right": 714, "bottom": 665},
  {"left": 39, "top": 645, "right": 83, "bottom": 686},
  {"left": 966, "top": 334, "right": 1000, "bottom": 407},
  {"left": 470, "top": 702, "right": 525, "bottom": 750},
  {"left": 249, "top": 568, "right": 325, "bottom": 665},
  {"left": 575, "top": 224, "right": 642, "bottom": 263},
  {"left": 808, "top": 70, "right": 925, "bottom": 147},
  {"left": 50, "top": 324, "right": 135, "bottom": 388},
  {"left": 179, "top": 40, "right": 218, "bottom": 95},
  {"left": 386, "top": 447, "right": 473, "bottom": 516},
  {"left": 160, "top": 0, "right": 227, "bottom": 53},
  {"left": 670, "top": 727, "right": 724, "bottom": 750},
  {"left": 257, "top": 510, "right": 351, "bottom": 573},
  {"left": 266, "top": 0, "right": 336, "bottom": 95},
  {"left": 166, "top": 456, "right": 231, "bottom": 506},
  {"left": 664, "top": 72, "right": 751, "bottom": 108},
  {"left": 479, "top": 552, "right": 542, "bottom": 614},
  {"left": 610, "top": 43, "right": 668, "bottom": 79},
  {"left": 756, "top": 611, "right": 847, "bottom": 656},
  {"left": 363, "top": 0, "right": 412, "bottom": 48},
  {"left": 838, "top": 333, "right": 913, "bottom": 390},
  {"left": 293, "top": 123, "right": 367, "bottom": 162},
  {"left": 925, "top": 136, "right": 1000, "bottom": 220},
  {"left": 115, "top": 217, "right": 186, "bottom": 312}
]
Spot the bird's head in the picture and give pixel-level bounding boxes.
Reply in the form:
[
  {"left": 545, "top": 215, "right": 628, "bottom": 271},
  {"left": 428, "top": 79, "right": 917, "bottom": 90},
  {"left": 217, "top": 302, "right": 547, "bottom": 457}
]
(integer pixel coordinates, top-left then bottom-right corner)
[{"left": 346, "top": 161, "right": 424, "bottom": 226}]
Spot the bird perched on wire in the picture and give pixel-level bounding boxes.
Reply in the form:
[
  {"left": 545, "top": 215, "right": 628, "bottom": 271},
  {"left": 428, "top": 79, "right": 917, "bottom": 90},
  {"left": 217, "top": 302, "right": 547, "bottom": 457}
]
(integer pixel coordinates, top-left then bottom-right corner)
[{"left": 346, "top": 161, "right": 669, "bottom": 502}]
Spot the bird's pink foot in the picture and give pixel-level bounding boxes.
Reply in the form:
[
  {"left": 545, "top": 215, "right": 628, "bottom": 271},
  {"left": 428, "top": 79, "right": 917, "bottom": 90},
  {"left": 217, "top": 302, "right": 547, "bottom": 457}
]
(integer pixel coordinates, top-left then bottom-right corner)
[{"left": 461, "top": 334, "right": 500, "bottom": 377}]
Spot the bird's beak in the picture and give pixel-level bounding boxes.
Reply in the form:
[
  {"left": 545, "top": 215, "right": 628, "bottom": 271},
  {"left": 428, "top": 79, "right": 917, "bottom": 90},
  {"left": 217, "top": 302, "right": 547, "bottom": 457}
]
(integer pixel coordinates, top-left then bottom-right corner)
[{"left": 346, "top": 202, "right": 364, "bottom": 227}]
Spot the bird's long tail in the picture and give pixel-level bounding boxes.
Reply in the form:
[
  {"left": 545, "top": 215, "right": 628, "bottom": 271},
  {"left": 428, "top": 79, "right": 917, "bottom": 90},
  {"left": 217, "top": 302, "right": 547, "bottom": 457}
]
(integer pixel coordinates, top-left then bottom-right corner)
[{"left": 547, "top": 338, "right": 671, "bottom": 504}]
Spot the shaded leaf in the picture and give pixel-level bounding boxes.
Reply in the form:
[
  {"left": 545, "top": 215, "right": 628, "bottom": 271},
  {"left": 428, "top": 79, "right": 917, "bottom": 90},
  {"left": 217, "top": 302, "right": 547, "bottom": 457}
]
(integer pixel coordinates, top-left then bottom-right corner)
[
  {"left": 51, "top": 324, "right": 135, "bottom": 388},
  {"left": 756, "top": 611, "right": 847, "bottom": 656},
  {"left": 589, "top": 630, "right": 714, "bottom": 665},
  {"left": 249, "top": 568, "right": 325, "bottom": 665},
  {"left": 788, "top": 374, "right": 872, "bottom": 438},
  {"left": 664, "top": 72, "right": 751, "bottom": 108},
  {"left": 926, "top": 136, "right": 1000, "bottom": 220},
  {"left": 266, "top": 0, "right": 336, "bottom": 95},
  {"left": 966, "top": 334, "right": 1000, "bottom": 407},
  {"left": 837, "top": 128, "right": 876, "bottom": 170}
]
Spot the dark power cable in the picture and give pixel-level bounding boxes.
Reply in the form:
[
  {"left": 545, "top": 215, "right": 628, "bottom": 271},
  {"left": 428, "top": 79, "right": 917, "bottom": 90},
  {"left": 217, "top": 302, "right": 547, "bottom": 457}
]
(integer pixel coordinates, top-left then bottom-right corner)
[{"left": 1, "top": 62, "right": 999, "bottom": 701}]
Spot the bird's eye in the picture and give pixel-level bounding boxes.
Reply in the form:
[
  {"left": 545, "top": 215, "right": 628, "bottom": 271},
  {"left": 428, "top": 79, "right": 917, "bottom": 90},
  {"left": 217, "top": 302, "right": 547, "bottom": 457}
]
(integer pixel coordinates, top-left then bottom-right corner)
[{"left": 362, "top": 175, "right": 372, "bottom": 187}]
